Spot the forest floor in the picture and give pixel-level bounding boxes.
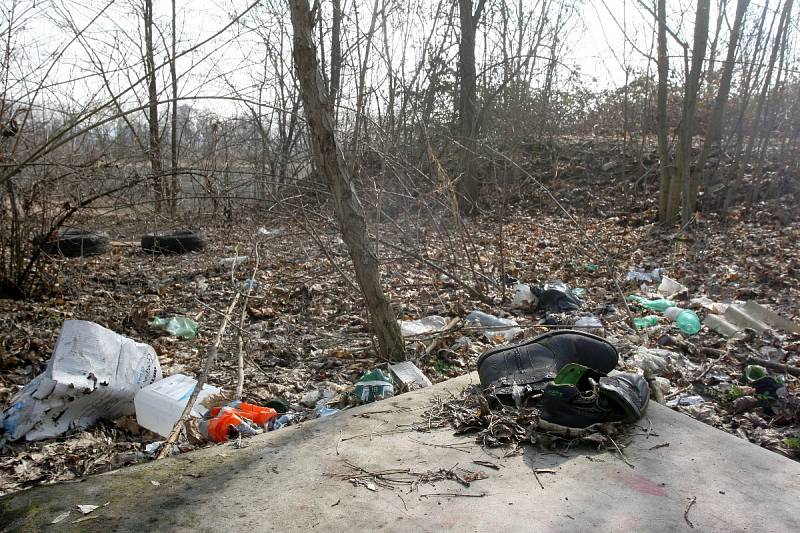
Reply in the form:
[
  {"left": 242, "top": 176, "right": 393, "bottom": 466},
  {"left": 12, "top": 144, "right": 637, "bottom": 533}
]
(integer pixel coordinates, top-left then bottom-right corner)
[{"left": 1, "top": 139, "right": 799, "bottom": 496}]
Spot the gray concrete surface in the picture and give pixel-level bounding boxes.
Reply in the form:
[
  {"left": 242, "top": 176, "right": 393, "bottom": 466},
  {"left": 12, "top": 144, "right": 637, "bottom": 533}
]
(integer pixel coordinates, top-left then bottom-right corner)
[{"left": 2, "top": 372, "right": 798, "bottom": 532}]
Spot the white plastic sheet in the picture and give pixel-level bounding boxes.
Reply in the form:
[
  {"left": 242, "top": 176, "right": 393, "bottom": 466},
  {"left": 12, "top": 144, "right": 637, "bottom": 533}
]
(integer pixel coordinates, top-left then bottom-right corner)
[{"left": 0, "top": 320, "right": 161, "bottom": 441}]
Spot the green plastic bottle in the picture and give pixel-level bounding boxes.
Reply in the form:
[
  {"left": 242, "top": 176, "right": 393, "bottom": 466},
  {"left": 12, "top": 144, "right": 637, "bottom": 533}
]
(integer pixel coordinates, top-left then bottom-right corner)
[
  {"left": 627, "top": 295, "right": 675, "bottom": 312},
  {"left": 664, "top": 307, "right": 701, "bottom": 335},
  {"left": 633, "top": 315, "right": 660, "bottom": 329}
]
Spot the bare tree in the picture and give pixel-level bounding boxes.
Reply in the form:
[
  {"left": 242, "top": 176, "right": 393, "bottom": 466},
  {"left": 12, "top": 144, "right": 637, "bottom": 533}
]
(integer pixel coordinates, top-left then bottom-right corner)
[
  {"left": 457, "top": 0, "right": 487, "bottom": 214},
  {"left": 289, "top": 0, "right": 405, "bottom": 361},
  {"left": 679, "top": 0, "right": 710, "bottom": 223},
  {"left": 143, "top": 0, "right": 163, "bottom": 211}
]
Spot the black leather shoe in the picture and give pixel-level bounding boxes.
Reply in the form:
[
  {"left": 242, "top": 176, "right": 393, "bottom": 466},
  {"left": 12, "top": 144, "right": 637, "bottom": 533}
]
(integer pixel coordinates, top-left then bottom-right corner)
[
  {"left": 477, "top": 330, "right": 619, "bottom": 405},
  {"left": 539, "top": 363, "right": 650, "bottom": 435}
]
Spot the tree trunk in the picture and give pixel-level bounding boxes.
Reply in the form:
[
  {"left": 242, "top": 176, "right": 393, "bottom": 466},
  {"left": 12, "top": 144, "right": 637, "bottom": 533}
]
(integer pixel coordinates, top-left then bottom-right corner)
[
  {"left": 456, "top": 0, "right": 486, "bottom": 214},
  {"left": 289, "top": 0, "right": 405, "bottom": 362},
  {"left": 656, "top": 0, "right": 672, "bottom": 223},
  {"left": 680, "top": 0, "right": 710, "bottom": 223},
  {"left": 170, "top": 0, "right": 179, "bottom": 211},
  {"left": 144, "top": 0, "right": 163, "bottom": 212},
  {"left": 697, "top": 0, "right": 749, "bottom": 195},
  {"left": 329, "top": 0, "right": 342, "bottom": 114}
]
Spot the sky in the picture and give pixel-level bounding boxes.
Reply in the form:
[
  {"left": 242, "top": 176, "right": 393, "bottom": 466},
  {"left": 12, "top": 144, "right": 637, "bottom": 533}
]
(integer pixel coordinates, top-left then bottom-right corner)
[{"left": 3, "top": 0, "right": 726, "bottom": 121}]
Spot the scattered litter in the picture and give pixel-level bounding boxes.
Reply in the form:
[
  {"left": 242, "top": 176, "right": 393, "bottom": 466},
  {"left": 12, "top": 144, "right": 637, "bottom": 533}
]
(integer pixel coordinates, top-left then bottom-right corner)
[
  {"left": 658, "top": 276, "right": 688, "bottom": 299},
  {"left": 532, "top": 281, "right": 583, "bottom": 313},
  {"left": 632, "top": 347, "right": 692, "bottom": 376},
  {"left": 389, "top": 361, "right": 432, "bottom": 391},
  {"left": 633, "top": 315, "right": 659, "bottom": 329},
  {"left": 316, "top": 406, "right": 340, "bottom": 417},
  {"left": 76, "top": 504, "right": 100, "bottom": 515},
  {"left": 574, "top": 315, "right": 604, "bottom": 335},
  {"left": 0, "top": 320, "right": 162, "bottom": 441},
  {"left": 200, "top": 402, "right": 277, "bottom": 443},
  {"left": 150, "top": 480, "right": 160, "bottom": 486},
  {"left": 465, "top": 310, "right": 522, "bottom": 343},
  {"left": 511, "top": 282, "right": 537, "bottom": 309},
  {"left": 241, "top": 278, "right": 258, "bottom": 290},
  {"left": 271, "top": 413, "right": 296, "bottom": 430},
  {"left": 667, "top": 395, "right": 705, "bottom": 407},
  {"left": 626, "top": 267, "right": 663, "bottom": 283},
  {"left": 134, "top": 373, "right": 221, "bottom": 437},
  {"left": 664, "top": 306, "right": 701, "bottom": 335},
  {"left": 585, "top": 263, "right": 599, "bottom": 272},
  {"left": 399, "top": 315, "right": 448, "bottom": 337},
  {"left": 220, "top": 255, "right": 249, "bottom": 268},
  {"left": 628, "top": 295, "right": 674, "bottom": 312},
  {"left": 150, "top": 316, "right": 198, "bottom": 339},
  {"left": 354, "top": 369, "right": 394, "bottom": 403},
  {"left": 705, "top": 301, "right": 800, "bottom": 338}
]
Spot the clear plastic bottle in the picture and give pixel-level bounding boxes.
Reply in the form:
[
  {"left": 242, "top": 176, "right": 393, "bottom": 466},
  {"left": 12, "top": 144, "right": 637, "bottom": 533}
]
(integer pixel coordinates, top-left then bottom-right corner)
[{"left": 664, "top": 307, "right": 701, "bottom": 335}]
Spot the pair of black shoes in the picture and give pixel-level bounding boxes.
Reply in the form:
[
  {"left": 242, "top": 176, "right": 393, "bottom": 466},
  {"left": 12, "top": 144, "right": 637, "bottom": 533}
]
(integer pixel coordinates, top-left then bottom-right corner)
[{"left": 477, "top": 330, "right": 649, "bottom": 434}]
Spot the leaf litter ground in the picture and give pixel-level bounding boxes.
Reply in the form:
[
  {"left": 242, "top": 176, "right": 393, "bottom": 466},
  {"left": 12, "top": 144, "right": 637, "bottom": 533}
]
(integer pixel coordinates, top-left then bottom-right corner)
[{"left": 1, "top": 173, "right": 798, "bottom": 496}]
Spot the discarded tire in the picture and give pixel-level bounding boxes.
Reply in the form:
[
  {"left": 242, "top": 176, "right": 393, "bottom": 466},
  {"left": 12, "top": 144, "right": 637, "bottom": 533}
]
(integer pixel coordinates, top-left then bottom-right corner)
[
  {"left": 42, "top": 229, "right": 110, "bottom": 258},
  {"left": 141, "top": 230, "right": 206, "bottom": 254}
]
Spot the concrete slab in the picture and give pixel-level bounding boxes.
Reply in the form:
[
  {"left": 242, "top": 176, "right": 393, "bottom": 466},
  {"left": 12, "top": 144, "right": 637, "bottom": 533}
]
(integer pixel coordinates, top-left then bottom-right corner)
[{"left": 2, "top": 373, "right": 799, "bottom": 532}]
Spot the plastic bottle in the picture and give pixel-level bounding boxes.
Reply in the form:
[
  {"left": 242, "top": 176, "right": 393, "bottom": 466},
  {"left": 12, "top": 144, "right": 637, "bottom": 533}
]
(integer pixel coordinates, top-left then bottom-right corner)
[
  {"left": 627, "top": 295, "right": 674, "bottom": 312},
  {"left": 664, "top": 307, "right": 701, "bottom": 335},
  {"left": 633, "top": 315, "right": 660, "bottom": 329}
]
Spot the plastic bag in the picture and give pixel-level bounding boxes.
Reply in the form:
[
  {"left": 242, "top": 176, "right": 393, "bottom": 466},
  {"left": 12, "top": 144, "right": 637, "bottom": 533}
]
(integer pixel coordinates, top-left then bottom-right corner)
[
  {"left": 150, "top": 316, "right": 198, "bottom": 339},
  {"left": 0, "top": 320, "right": 162, "bottom": 441}
]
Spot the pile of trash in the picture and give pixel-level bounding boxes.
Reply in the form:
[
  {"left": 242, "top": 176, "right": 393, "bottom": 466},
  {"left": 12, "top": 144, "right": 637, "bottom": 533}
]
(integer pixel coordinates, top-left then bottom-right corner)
[{"left": 0, "top": 320, "right": 434, "bottom": 456}]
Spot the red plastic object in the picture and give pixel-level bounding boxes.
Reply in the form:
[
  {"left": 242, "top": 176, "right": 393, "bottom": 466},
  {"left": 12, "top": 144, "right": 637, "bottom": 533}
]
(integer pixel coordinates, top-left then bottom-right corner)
[{"left": 205, "top": 403, "right": 278, "bottom": 442}]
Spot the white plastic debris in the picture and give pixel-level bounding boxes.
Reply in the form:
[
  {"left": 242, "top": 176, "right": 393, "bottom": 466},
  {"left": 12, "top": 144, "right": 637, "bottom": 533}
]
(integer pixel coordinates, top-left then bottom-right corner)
[
  {"left": 0, "top": 320, "right": 161, "bottom": 441},
  {"left": 398, "top": 315, "right": 448, "bottom": 337},
  {"left": 574, "top": 315, "right": 604, "bottom": 335},
  {"left": 626, "top": 267, "right": 663, "bottom": 283},
  {"left": 388, "top": 361, "right": 432, "bottom": 390},
  {"left": 666, "top": 395, "right": 705, "bottom": 407},
  {"left": 632, "top": 346, "right": 692, "bottom": 375},
  {"left": 705, "top": 301, "right": 800, "bottom": 338},
  {"left": 134, "top": 374, "right": 221, "bottom": 437},
  {"left": 465, "top": 310, "right": 522, "bottom": 343},
  {"left": 511, "top": 283, "right": 537, "bottom": 309},
  {"left": 658, "top": 276, "right": 688, "bottom": 299}
]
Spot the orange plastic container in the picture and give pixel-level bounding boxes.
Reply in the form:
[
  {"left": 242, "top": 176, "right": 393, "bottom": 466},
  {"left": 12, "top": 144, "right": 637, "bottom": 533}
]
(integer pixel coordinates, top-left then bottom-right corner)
[{"left": 204, "top": 403, "right": 278, "bottom": 442}]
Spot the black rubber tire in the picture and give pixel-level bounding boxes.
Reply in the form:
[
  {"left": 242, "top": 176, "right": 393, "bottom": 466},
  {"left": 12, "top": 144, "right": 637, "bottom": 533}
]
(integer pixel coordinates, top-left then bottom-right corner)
[
  {"left": 42, "top": 229, "right": 110, "bottom": 258},
  {"left": 141, "top": 230, "right": 206, "bottom": 254}
]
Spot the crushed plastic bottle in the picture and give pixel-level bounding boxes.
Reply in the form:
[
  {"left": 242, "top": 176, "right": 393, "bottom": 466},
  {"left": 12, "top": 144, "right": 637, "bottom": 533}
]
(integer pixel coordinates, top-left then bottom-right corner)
[
  {"left": 664, "top": 307, "right": 701, "bottom": 335},
  {"left": 628, "top": 295, "right": 674, "bottom": 313},
  {"left": 634, "top": 315, "right": 660, "bottom": 329}
]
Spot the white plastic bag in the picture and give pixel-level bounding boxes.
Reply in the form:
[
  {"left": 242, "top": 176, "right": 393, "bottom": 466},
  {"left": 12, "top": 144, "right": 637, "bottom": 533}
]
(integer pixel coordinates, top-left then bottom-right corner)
[{"left": 0, "top": 320, "right": 161, "bottom": 441}]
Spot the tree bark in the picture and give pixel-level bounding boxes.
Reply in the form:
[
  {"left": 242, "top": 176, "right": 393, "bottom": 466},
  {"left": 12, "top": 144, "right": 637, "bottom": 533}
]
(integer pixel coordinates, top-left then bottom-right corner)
[
  {"left": 680, "top": 0, "right": 710, "bottom": 223},
  {"left": 656, "top": 0, "right": 672, "bottom": 223},
  {"left": 144, "top": 0, "right": 163, "bottom": 212},
  {"left": 170, "top": 0, "right": 179, "bottom": 211},
  {"left": 697, "top": 0, "right": 749, "bottom": 194},
  {"left": 289, "top": 0, "right": 405, "bottom": 362},
  {"left": 456, "top": 0, "right": 486, "bottom": 214}
]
